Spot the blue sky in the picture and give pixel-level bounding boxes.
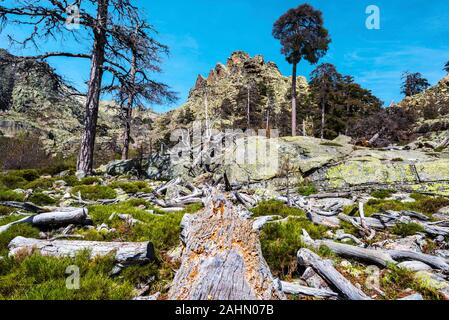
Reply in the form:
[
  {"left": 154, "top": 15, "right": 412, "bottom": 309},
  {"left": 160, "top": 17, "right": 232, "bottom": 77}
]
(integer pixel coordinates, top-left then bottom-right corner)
[{"left": 1, "top": 0, "right": 449, "bottom": 112}]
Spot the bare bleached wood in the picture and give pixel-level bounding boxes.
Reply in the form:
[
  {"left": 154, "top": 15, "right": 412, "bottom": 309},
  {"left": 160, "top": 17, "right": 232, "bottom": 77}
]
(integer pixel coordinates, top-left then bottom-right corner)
[
  {"left": 302, "top": 230, "right": 449, "bottom": 271},
  {"left": 301, "top": 230, "right": 395, "bottom": 267},
  {"left": 0, "top": 208, "right": 90, "bottom": 234},
  {"left": 168, "top": 190, "right": 285, "bottom": 300},
  {"left": 280, "top": 281, "right": 338, "bottom": 298},
  {"left": 297, "top": 248, "right": 371, "bottom": 300},
  {"left": 0, "top": 201, "right": 47, "bottom": 213},
  {"left": 8, "top": 236, "right": 154, "bottom": 264}
]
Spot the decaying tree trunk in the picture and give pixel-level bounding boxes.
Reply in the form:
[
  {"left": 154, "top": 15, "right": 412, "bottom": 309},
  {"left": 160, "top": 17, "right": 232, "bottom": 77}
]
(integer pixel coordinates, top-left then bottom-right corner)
[
  {"left": 8, "top": 237, "right": 154, "bottom": 265},
  {"left": 168, "top": 190, "right": 285, "bottom": 300},
  {"left": 0, "top": 208, "right": 91, "bottom": 234}
]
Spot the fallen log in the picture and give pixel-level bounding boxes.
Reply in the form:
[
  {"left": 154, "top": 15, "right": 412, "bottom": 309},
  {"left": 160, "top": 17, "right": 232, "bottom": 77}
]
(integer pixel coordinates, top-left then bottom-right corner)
[
  {"left": 302, "top": 230, "right": 395, "bottom": 267},
  {"left": 8, "top": 236, "right": 154, "bottom": 264},
  {"left": 0, "top": 201, "right": 47, "bottom": 213},
  {"left": 297, "top": 248, "right": 371, "bottom": 300},
  {"left": 302, "top": 230, "right": 449, "bottom": 272},
  {"left": 280, "top": 281, "right": 338, "bottom": 298},
  {"left": 168, "top": 189, "right": 285, "bottom": 300},
  {"left": 0, "top": 208, "right": 91, "bottom": 234}
]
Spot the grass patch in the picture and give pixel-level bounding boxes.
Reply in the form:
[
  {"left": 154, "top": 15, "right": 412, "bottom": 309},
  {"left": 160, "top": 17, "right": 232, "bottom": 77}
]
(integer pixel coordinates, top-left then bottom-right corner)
[
  {"left": 0, "top": 205, "right": 14, "bottom": 216},
  {"left": 260, "top": 218, "right": 327, "bottom": 279},
  {"left": 391, "top": 223, "right": 425, "bottom": 237},
  {"left": 370, "top": 189, "right": 395, "bottom": 199},
  {"left": 251, "top": 200, "right": 305, "bottom": 218},
  {"left": 71, "top": 185, "right": 117, "bottom": 201},
  {"left": 297, "top": 181, "right": 318, "bottom": 196}
]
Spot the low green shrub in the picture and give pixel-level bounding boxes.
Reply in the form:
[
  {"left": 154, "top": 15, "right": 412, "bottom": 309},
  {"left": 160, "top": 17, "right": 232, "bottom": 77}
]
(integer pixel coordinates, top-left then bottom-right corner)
[
  {"left": 371, "top": 189, "right": 395, "bottom": 199},
  {"left": 297, "top": 181, "right": 318, "bottom": 196},
  {"left": 28, "top": 192, "right": 57, "bottom": 206},
  {"left": 61, "top": 175, "right": 81, "bottom": 187},
  {"left": 381, "top": 264, "right": 443, "bottom": 300},
  {"left": 391, "top": 223, "right": 425, "bottom": 237},
  {"left": 80, "top": 177, "right": 102, "bottom": 186},
  {"left": 109, "top": 181, "right": 152, "bottom": 194},
  {"left": 71, "top": 185, "right": 117, "bottom": 201},
  {"left": 0, "top": 174, "right": 27, "bottom": 189},
  {"left": 0, "top": 223, "right": 40, "bottom": 256},
  {"left": 343, "top": 194, "right": 449, "bottom": 218},
  {"left": 0, "top": 252, "right": 135, "bottom": 300},
  {"left": 260, "top": 217, "right": 327, "bottom": 279},
  {"left": 8, "top": 169, "right": 40, "bottom": 182},
  {"left": 0, "top": 205, "right": 14, "bottom": 216},
  {"left": 24, "top": 178, "right": 54, "bottom": 190},
  {"left": 0, "top": 189, "right": 25, "bottom": 202},
  {"left": 84, "top": 202, "right": 184, "bottom": 252},
  {"left": 251, "top": 200, "right": 305, "bottom": 218}
]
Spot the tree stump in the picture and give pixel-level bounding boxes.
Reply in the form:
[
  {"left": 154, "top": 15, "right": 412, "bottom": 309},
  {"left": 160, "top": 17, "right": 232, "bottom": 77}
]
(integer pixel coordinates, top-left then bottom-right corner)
[{"left": 168, "top": 191, "right": 285, "bottom": 300}]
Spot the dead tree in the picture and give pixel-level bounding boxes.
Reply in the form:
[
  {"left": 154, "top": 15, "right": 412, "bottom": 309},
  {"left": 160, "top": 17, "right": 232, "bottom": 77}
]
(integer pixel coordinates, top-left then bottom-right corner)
[
  {"left": 0, "top": 0, "right": 167, "bottom": 175},
  {"left": 168, "top": 189, "right": 285, "bottom": 300},
  {"left": 105, "top": 19, "right": 177, "bottom": 160}
]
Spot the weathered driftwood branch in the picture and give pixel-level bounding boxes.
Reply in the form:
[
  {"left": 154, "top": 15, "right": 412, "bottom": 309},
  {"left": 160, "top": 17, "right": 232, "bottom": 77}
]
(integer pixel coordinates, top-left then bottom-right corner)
[
  {"left": 0, "top": 208, "right": 91, "bottom": 234},
  {"left": 8, "top": 236, "right": 154, "bottom": 264},
  {"left": 0, "top": 201, "right": 47, "bottom": 213},
  {"left": 301, "top": 230, "right": 449, "bottom": 272},
  {"left": 297, "top": 248, "right": 371, "bottom": 300},
  {"left": 280, "top": 281, "right": 338, "bottom": 298},
  {"left": 168, "top": 189, "right": 285, "bottom": 300},
  {"left": 301, "top": 230, "right": 395, "bottom": 267}
]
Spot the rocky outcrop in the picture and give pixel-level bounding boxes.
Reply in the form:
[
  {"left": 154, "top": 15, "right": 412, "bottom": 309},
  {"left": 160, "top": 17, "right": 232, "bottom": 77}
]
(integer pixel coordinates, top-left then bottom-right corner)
[
  {"left": 0, "top": 50, "right": 158, "bottom": 156},
  {"left": 153, "top": 51, "right": 310, "bottom": 141}
]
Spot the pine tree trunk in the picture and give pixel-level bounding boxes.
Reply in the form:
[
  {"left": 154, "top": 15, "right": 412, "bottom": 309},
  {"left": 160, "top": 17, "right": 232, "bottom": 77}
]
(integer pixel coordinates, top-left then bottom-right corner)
[
  {"left": 121, "top": 53, "right": 137, "bottom": 161},
  {"left": 291, "top": 63, "right": 297, "bottom": 136},
  {"left": 321, "top": 100, "right": 325, "bottom": 139},
  {"left": 76, "top": 0, "right": 109, "bottom": 175}
]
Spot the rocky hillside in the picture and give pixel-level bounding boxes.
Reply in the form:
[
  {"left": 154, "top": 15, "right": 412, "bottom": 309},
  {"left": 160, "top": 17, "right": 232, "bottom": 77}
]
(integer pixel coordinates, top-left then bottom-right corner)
[
  {"left": 399, "top": 74, "right": 449, "bottom": 149},
  {"left": 153, "top": 51, "right": 310, "bottom": 141},
  {"left": 0, "top": 49, "right": 158, "bottom": 157}
]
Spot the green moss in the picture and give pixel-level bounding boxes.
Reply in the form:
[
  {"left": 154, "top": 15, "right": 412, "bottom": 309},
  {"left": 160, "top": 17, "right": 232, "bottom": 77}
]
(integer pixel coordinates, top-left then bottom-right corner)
[
  {"left": 0, "top": 253, "right": 135, "bottom": 300},
  {"left": 391, "top": 223, "right": 425, "bottom": 237},
  {"left": 28, "top": 192, "right": 57, "bottom": 206},
  {"left": 71, "top": 185, "right": 117, "bottom": 201},
  {"left": 251, "top": 200, "right": 306, "bottom": 218},
  {"left": 0, "top": 189, "right": 25, "bottom": 202},
  {"left": 260, "top": 218, "right": 327, "bottom": 279},
  {"left": 297, "top": 181, "right": 318, "bottom": 196},
  {"left": 370, "top": 189, "right": 395, "bottom": 199},
  {"left": 24, "top": 178, "right": 54, "bottom": 190},
  {"left": 183, "top": 202, "right": 204, "bottom": 213}
]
